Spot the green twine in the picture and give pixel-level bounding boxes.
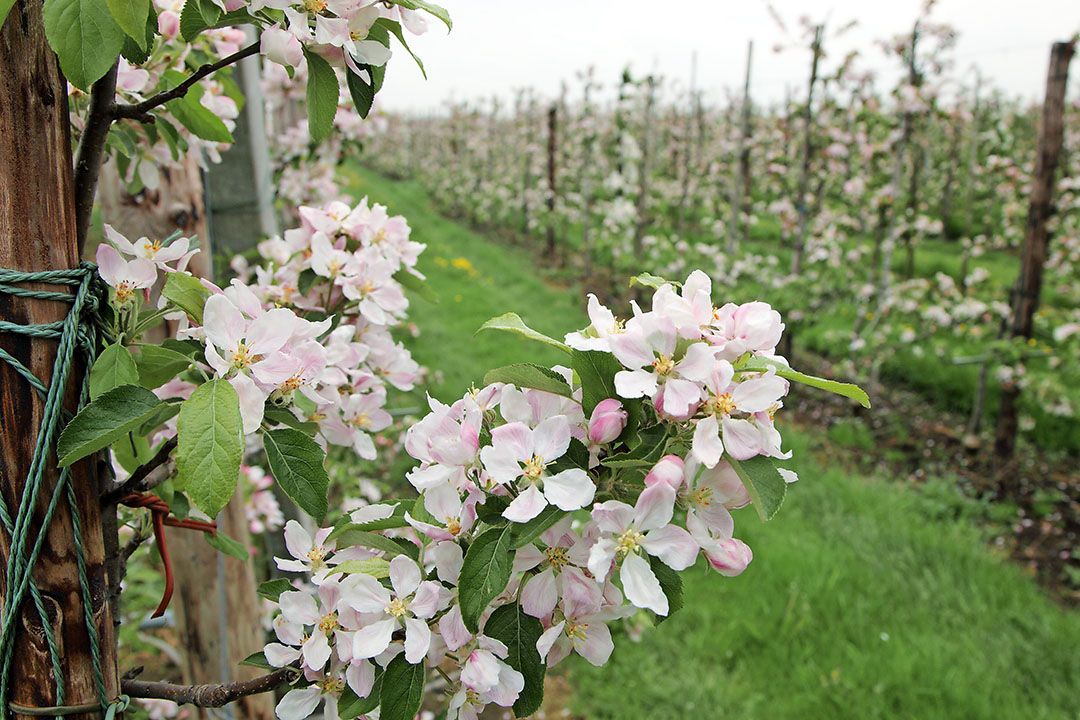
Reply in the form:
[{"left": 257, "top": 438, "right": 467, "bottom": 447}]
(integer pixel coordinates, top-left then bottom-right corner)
[{"left": 0, "top": 264, "right": 124, "bottom": 718}]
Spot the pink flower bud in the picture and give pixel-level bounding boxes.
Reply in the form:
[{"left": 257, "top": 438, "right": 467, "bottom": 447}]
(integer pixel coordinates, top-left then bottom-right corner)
[
  {"left": 157, "top": 10, "right": 179, "bottom": 40},
  {"left": 588, "top": 398, "right": 627, "bottom": 445},
  {"left": 644, "top": 454, "right": 684, "bottom": 490},
  {"left": 703, "top": 537, "right": 753, "bottom": 577}
]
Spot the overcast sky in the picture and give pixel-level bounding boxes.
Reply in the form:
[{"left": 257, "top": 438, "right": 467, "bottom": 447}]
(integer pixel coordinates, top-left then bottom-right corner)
[{"left": 377, "top": 0, "right": 1080, "bottom": 112}]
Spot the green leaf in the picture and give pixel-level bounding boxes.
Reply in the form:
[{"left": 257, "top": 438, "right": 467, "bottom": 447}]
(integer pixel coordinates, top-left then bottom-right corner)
[
  {"left": 374, "top": 18, "right": 425, "bottom": 78},
  {"left": 476, "top": 312, "right": 570, "bottom": 354},
  {"left": 120, "top": 4, "right": 156, "bottom": 63},
  {"left": 326, "top": 508, "right": 408, "bottom": 539},
  {"left": 304, "top": 48, "right": 338, "bottom": 144},
  {"left": 738, "top": 357, "right": 871, "bottom": 408},
  {"left": 345, "top": 64, "right": 376, "bottom": 119},
  {"left": 485, "top": 603, "right": 546, "bottom": 716},
  {"left": 262, "top": 406, "right": 319, "bottom": 435},
  {"left": 113, "top": 431, "right": 153, "bottom": 473},
  {"left": 571, "top": 349, "right": 623, "bottom": 415},
  {"left": 43, "top": 0, "right": 126, "bottom": 90},
  {"left": 392, "top": 269, "right": 438, "bottom": 303},
  {"left": 179, "top": 0, "right": 218, "bottom": 41},
  {"left": 135, "top": 344, "right": 195, "bottom": 389},
  {"left": 339, "top": 668, "right": 382, "bottom": 717},
  {"left": 649, "top": 555, "right": 684, "bottom": 622},
  {"left": 106, "top": 0, "right": 149, "bottom": 47},
  {"left": 262, "top": 428, "right": 330, "bottom": 521},
  {"left": 378, "top": 655, "right": 424, "bottom": 720},
  {"left": 458, "top": 525, "right": 515, "bottom": 633},
  {"left": 483, "top": 363, "right": 573, "bottom": 399},
  {"left": 329, "top": 558, "right": 391, "bottom": 579},
  {"left": 176, "top": 379, "right": 243, "bottom": 517},
  {"left": 161, "top": 271, "right": 211, "bottom": 323},
  {"left": 0, "top": 0, "right": 16, "bottom": 32},
  {"left": 511, "top": 505, "right": 566, "bottom": 549},
  {"left": 727, "top": 454, "right": 787, "bottom": 521},
  {"left": 240, "top": 651, "right": 273, "bottom": 670},
  {"left": 601, "top": 426, "right": 669, "bottom": 468},
  {"left": 57, "top": 385, "right": 162, "bottom": 467},
  {"left": 90, "top": 344, "right": 140, "bottom": 400},
  {"left": 629, "top": 272, "right": 679, "bottom": 290},
  {"left": 206, "top": 530, "right": 248, "bottom": 560},
  {"left": 475, "top": 495, "right": 510, "bottom": 525},
  {"left": 162, "top": 69, "right": 233, "bottom": 143},
  {"left": 256, "top": 578, "right": 293, "bottom": 602},
  {"left": 329, "top": 529, "right": 418, "bottom": 561}
]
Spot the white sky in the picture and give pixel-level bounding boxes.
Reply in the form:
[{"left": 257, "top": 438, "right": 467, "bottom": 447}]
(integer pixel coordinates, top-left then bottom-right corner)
[{"left": 377, "top": 0, "right": 1080, "bottom": 112}]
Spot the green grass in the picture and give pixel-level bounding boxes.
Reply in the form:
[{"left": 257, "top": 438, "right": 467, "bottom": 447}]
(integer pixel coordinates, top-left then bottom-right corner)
[
  {"left": 340, "top": 164, "right": 584, "bottom": 400},
  {"left": 341, "top": 164, "right": 1080, "bottom": 720}
]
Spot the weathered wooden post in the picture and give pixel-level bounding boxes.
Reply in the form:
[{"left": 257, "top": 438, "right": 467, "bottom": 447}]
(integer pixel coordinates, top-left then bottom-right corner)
[
  {"left": 729, "top": 39, "right": 754, "bottom": 253},
  {"left": 791, "top": 25, "right": 823, "bottom": 276},
  {"left": 545, "top": 102, "right": 558, "bottom": 259},
  {"left": 993, "top": 40, "right": 1075, "bottom": 461},
  {"left": 0, "top": 0, "right": 118, "bottom": 714}
]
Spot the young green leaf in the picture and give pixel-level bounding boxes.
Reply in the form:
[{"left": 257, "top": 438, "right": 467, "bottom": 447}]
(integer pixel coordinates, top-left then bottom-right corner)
[
  {"left": 304, "top": 48, "right": 339, "bottom": 143},
  {"left": 176, "top": 379, "right": 243, "bottom": 517},
  {"left": 629, "top": 272, "right": 680, "bottom": 290},
  {"left": 392, "top": 269, "right": 438, "bottom": 303},
  {"left": 135, "top": 344, "right": 195, "bottom": 389},
  {"left": 240, "top": 651, "right": 274, "bottom": 670},
  {"left": 483, "top": 363, "right": 573, "bottom": 398},
  {"left": 328, "top": 529, "right": 418, "bottom": 561},
  {"left": 262, "top": 428, "right": 330, "bottom": 521},
  {"left": 727, "top": 454, "right": 787, "bottom": 521},
  {"left": 476, "top": 312, "right": 570, "bottom": 354},
  {"left": 105, "top": 0, "right": 149, "bottom": 48},
  {"left": 161, "top": 271, "right": 211, "bottom": 323},
  {"left": 56, "top": 385, "right": 162, "bottom": 467},
  {"left": 458, "top": 525, "right": 515, "bottom": 632},
  {"left": 162, "top": 70, "right": 233, "bottom": 143},
  {"left": 256, "top": 578, "right": 293, "bottom": 602},
  {"left": 374, "top": 18, "right": 425, "bottom": 78},
  {"left": 510, "top": 505, "right": 565, "bottom": 549},
  {"left": 178, "top": 0, "right": 219, "bottom": 41},
  {"left": 206, "top": 529, "right": 248, "bottom": 560},
  {"left": 378, "top": 655, "right": 424, "bottom": 720},
  {"left": 484, "top": 603, "right": 546, "bottom": 717},
  {"left": 393, "top": 0, "right": 451, "bottom": 30},
  {"left": 89, "top": 343, "right": 140, "bottom": 399},
  {"left": 43, "top": 0, "right": 126, "bottom": 90},
  {"left": 328, "top": 558, "right": 391, "bottom": 579},
  {"left": 649, "top": 555, "right": 684, "bottom": 622},
  {"left": 738, "top": 356, "right": 871, "bottom": 408},
  {"left": 571, "top": 349, "right": 623, "bottom": 415},
  {"left": 339, "top": 668, "right": 383, "bottom": 718}
]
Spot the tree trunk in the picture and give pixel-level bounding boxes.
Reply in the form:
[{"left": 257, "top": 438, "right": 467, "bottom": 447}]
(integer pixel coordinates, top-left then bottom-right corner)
[
  {"left": 791, "top": 25, "right": 823, "bottom": 276},
  {"left": 993, "top": 40, "right": 1075, "bottom": 460},
  {"left": 0, "top": 1, "right": 118, "bottom": 715},
  {"left": 545, "top": 103, "right": 558, "bottom": 260},
  {"left": 170, "top": 494, "right": 275, "bottom": 720},
  {"left": 729, "top": 40, "right": 753, "bottom": 253}
]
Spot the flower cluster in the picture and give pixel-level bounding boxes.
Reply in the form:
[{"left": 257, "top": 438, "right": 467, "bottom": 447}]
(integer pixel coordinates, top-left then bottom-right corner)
[{"left": 260, "top": 271, "right": 833, "bottom": 720}]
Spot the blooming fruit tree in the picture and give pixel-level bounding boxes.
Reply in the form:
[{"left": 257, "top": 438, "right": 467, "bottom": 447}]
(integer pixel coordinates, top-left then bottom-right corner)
[{"left": 67, "top": 214, "right": 869, "bottom": 718}]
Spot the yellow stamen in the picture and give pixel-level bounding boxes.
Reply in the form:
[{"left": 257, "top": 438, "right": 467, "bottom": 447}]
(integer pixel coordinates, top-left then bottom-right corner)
[
  {"left": 652, "top": 355, "right": 675, "bottom": 376},
  {"left": 565, "top": 620, "right": 588, "bottom": 641},
  {"left": 522, "top": 455, "right": 545, "bottom": 482},
  {"left": 616, "top": 528, "right": 644, "bottom": 557},
  {"left": 387, "top": 598, "right": 409, "bottom": 618},
  {"left": 318, "top": 612, "right": 339, "bottom": 635},
  {"left": 307, "top": 545, "right": 327, "bottom": 569},
  {"left": 545, "top": 546, "right": 569, "bottom": 570}
]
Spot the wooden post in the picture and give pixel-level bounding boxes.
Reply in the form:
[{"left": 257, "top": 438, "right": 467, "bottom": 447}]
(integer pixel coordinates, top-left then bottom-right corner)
[
  {"left": 993, "top": 40, "right": 1075, "bottom": 460},
  {"left": 545, "top": 103, "right": 558, "bottom": 259},
  {"left": 633, "top": 75, "right": 656, "bottom": 268},
  {"left": 0, "top": 0, "right": 118, "bottom": 715},
  {"left": 791, "top": 25, "right": 823, "bottom": 276},
  {"left": 729, "top": 40, "right": 754, "bottom": 253},
  {"left": 900, "top": 21, "right": 922, "bottom": 278},
  {"left": 963, "top": 70, "right": 983, "bottom": 239}
]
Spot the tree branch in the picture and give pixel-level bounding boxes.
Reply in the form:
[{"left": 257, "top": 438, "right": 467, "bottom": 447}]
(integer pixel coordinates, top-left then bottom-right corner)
[
  {"left": 121, "top": 667, "right": 295, "bottom": 707},
  {"left": 101, "top": 436, "right": 177, "bottom": 503},
  {"left": 74, "top": 61, "right": 119, "bottom": 256},
  {"left": 112, "top": 42, "right": 261, "bottom": 121}
]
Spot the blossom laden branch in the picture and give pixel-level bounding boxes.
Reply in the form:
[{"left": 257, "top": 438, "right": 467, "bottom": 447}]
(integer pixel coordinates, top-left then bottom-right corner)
[
  {"left": 112, "top": 42, "right": 261, "bottom": 122},
  {"left": 121, "top": 667, "right": 296, "bottom": 707}
]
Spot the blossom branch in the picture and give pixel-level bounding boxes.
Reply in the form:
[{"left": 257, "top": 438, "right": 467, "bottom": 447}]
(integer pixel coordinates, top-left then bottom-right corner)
[
  {"left": 112, "top": 42, "right": 261, "bottom": 121},
  {"left": 101, "top": 436, "right": 178, "bottom": 503},
  {"left": 73, "top": 62, "right": 119, "bottom": 255},
  {"left": 120, "top": 667, "right": 296, "bottom": 707}
]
